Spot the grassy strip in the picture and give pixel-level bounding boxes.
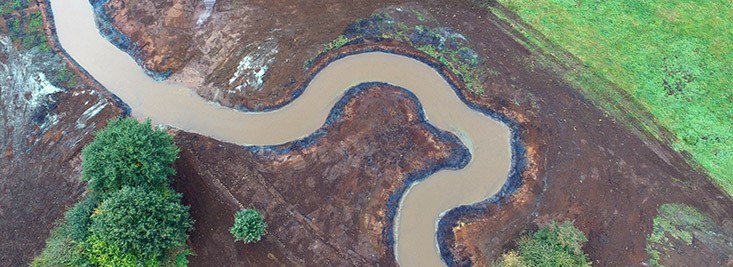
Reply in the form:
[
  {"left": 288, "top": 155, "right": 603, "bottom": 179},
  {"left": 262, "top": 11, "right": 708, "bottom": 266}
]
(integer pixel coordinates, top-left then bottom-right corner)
[{"left": 489, "top": 1, "right": 733, "bottom": 195}]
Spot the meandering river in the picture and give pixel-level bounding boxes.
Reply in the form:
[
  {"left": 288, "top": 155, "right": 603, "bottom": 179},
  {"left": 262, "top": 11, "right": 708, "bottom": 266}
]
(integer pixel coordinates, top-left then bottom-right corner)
[{"left": 50, "top": 0, "right": 512, "bottom": 266}]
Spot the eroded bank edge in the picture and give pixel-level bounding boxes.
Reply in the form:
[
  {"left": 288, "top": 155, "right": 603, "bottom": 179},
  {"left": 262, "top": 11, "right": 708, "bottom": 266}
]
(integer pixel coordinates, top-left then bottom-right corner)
[
  {"left": 88, "top": 0, "right": 172, "bottom": 80},
  {"left": 40, "top": 0, "right": 131, "bottom": 117}
]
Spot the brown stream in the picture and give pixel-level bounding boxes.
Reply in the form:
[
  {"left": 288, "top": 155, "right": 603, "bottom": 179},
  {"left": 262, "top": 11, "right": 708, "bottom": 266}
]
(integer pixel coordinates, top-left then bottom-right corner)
[{"left": 51, "top": 0, "right": 512, "bottom": 265}]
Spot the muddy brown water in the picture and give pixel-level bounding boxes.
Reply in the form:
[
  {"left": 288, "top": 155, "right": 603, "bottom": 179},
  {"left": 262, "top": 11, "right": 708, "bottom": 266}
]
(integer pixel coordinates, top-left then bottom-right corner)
[{"left": 51, "top": 0, "right": 511, "bottom": 266}]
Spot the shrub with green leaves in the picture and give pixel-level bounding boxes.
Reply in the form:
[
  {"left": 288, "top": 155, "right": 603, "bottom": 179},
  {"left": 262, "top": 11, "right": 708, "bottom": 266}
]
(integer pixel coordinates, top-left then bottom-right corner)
[
  {"left": 230, "top": 209, "right": 267, "bottom": 243},
  {"left": 498, "top": 221, "right": 591, "bottom": 267},
  {"left": 89, "top": 186, "right": 193, "bottom": 262},
  {"left": 81, "top": 118, "right": 179, "bottom": 194},
  {"left": 84, "top": 235, "right": 150, "bottom": 267},
  {"left": 30, "top": 224, "right": 89, "bottom": 267},
  {"left": 63, "top": 194, "right": 99, "bottom": 241},
  {"left": 30, "top": 195, "right": 100, "bottom": 267},
  {"left": 33, "top": 117, "right": 192, "bottom": 266}
]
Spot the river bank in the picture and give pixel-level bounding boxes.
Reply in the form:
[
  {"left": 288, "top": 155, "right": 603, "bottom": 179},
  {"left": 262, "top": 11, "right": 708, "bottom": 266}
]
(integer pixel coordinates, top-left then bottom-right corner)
[{"left": 0, "top": 2, "right": 125, "bottom": 265}]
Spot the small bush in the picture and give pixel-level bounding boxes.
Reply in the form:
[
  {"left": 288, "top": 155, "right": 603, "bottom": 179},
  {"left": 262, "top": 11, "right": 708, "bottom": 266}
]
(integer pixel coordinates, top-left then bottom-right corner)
[
  {"left": 230, "top": 209, "right": 267, "bottom": 243},
  {"left": 63, "top": 195, "right": 100, "bottom": 241},
  {"left": 81, "top": 118, "right": 179, "bottom": 194},
  {"left": 498, "top": 221, "right": 591, "bottom": 267},
  {"left": 89, "top": 186, "right": 193, "bottom": 261}
]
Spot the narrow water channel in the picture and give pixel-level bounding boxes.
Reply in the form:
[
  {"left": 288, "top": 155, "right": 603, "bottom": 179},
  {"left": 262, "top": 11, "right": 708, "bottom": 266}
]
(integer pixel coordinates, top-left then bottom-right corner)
[{"left": 50, "top": 1, "right": 512, "bottom": 266}]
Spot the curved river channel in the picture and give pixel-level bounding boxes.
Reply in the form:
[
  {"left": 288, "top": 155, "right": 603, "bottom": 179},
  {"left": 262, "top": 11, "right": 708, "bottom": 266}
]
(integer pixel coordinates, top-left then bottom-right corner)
[{"left": 51, "top": 0, "right": 512, "bottom": 266}]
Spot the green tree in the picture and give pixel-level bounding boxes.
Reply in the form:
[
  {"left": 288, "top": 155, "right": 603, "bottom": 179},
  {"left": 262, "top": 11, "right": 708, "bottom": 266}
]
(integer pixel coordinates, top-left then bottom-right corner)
[
  {"left": 85, "top": 235, "right": 150, "bottom": 267},
  {"left": 81, "top": 118, "right": 179, "bottom": 194},
  {"left": 498, "top": 221, "right": 591, "bottom": 267},
  {"left": 230, "top": 209, "right": 267, "bottom": 243},
  {"left": 63, "top": 195, "right": 100, "bottom": 241},
  {"left": 30, "top": 196, "right": 101, "bottom": 267},
  {"left": 89, "top": 186, "right": 193, "bottom": 262}
]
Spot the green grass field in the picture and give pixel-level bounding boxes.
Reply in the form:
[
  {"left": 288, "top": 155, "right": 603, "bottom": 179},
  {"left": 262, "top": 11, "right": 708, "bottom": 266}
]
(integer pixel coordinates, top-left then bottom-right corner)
[{"left": 493, "top": 0, "right": 732, "bottom": 195}]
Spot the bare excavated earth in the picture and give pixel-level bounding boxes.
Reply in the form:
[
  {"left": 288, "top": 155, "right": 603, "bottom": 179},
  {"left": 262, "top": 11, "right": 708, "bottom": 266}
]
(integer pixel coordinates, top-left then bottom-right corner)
[
  {"left": 170, "top": 84, "right": 466, "bottom": 266},
  {"left": 89, "top": 0, "right": 733, "bottom": 266}
]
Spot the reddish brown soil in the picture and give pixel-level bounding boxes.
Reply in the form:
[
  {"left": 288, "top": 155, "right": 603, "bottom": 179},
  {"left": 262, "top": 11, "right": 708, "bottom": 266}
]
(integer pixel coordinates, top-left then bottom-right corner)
[
  {"left": 95, "top": 0, "right": 413, "bottom": 110},
  {"left": 170, "top": 84, "right": 465, "bottom": 266}
]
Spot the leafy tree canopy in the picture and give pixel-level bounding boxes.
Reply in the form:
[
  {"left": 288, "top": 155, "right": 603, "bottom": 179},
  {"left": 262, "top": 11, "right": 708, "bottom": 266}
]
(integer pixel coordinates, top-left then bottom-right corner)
[
  {"left": 498, "top": 221, "right": 591, "bottom": 267},
  {"left": 63, "top": 194, "right": 99, "bottom": 242},
  {"left": 81, "top": 118, "right": 179, "bottom": 194},
  {"left": 89, "top": 186, "right": 193, "bottom": 261},
  {"left": 230, "top": 208, "right": 267, "bottom": 244}
]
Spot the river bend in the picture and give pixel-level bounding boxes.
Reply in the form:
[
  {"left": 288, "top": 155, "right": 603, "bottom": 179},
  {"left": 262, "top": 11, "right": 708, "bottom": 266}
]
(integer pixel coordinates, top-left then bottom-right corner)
[{"left": 50, "top": 1, "right": 512, "bottom": 266}]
